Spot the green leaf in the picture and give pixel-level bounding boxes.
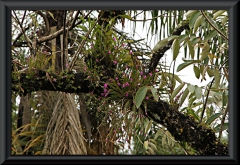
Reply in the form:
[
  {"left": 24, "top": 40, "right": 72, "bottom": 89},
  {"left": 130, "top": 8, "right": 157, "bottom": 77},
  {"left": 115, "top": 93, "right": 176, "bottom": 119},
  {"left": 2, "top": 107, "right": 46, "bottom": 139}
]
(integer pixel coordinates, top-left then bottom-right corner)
[
  {"left": 205, "top": 30, "right": 218, "bottom": 41},
  {"left": 177, "top": 60, "right": 201, "bottom": 72},
  {"left": 213, "top": 10, "right": 226, "bottom": 19},
  {"left": 135, "top": 86, "right": 148, "bottom": 108},
  {"left": 189, "top": 11, "right": 201, "bottom": 28},
  {"left": 170, "top": 83, "right": 185, "bottom": 100},
  {"left": 213, "top": 68, "right": 220, "bottom": 88},
  {"left": 187, "top": 108, "right": 199, "bottom": 121},
  {"left": 179, "top": 34, "right": 189, "bottom": 43},
  {"left": 144, "top": 140, "right": 148, "bottom": 149},
  {"left": 180, "top": 87, "right": 190, "bottom": 106},
  {"left": 119, "top": 14, "right": 132, "bottom": 20},
  {"left": 168, "top": 35, "right": 179, "bottom": 41},
  {"left": 193, "top": 15, "right": 203, "bottom": 33},
  {"left": 172, "top": 39, "right": 180, "bottom": 60},
  {"left": 194, "top": 66, "right": 200, "bottom": 79},
  {"left": 154, "top": 129, "right": 164, "bottom": 140},
  {"left": 187, "top": 84, "right": 195, "bottom": 93},
  {"left": 151, "top": 86, "right": 159, "bottom": 102},
  {"left": 206, "top": 113, "right": 221, "bottom": 125},
  {"left": 152, "top": 38, "right": 169, "bottom": 52},
  {"left": 187, "top": 41, "right": 195, "bottom": 59},
  {"left": 145, "top": 120, "right": 152, "bottom": 134},
  {"left": 195, "top": 86, "right": 202, "bottom": 99},
  {"left": 214, "top": 123, "right": 228, "bottom": 133},
  {"left": 207, "top": 67, "right": 214, "bottom": 77}
]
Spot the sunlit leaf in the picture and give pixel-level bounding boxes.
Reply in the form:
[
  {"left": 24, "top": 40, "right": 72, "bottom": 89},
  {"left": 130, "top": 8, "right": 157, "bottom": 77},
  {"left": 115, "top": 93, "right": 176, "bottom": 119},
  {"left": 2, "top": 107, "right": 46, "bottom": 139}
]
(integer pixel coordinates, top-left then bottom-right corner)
[
  {"left": 187, "top": 84, "right": 195, "bottom": 93},
  {"left": 189, "top": 11, "right": 201, "bottom": 28},
  {"left": 193, "top": 15, "right": 202, "bottom": 33},
  {"left": 195, "top": 86, "right": 202, "bottom": 99},
  {"left": 154, "top": 129, "right": 164, "bottom": 140},
  {"left": 144, "top": 140, "right": 148, "bottom": 149},
  {"left": 213, "top": 10, "right": 226, "bottom": 19},
  {"left": 205, "top": 30, "right": 218, "bottom": 41},
  {"left": 152, "top": 38, "right": 169, "bottom": 52}
]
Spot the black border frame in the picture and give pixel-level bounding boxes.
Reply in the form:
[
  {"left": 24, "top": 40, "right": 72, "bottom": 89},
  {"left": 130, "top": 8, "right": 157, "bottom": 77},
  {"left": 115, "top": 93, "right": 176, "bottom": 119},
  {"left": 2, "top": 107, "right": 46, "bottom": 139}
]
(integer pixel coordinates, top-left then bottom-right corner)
[{"left": 0, "top": 0, "right": 239, "bottom": 164}]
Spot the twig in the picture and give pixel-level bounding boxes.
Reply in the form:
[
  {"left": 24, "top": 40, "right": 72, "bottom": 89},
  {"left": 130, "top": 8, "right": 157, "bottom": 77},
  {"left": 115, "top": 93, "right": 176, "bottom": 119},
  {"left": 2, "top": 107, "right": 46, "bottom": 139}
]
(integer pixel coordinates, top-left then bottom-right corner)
[
  {"left": 200, "top": 10, "right": 228, "bottom": 41},
  {"left": 200, "top": 78, "right": 215, "bottom": 123}
]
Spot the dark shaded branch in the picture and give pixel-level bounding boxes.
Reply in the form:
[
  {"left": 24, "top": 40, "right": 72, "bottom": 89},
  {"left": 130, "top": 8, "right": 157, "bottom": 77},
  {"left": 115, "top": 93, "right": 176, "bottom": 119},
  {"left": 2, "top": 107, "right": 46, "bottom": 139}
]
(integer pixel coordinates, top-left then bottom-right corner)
[
  {"left": 148, "top": 21, "right": 190, "bottom": 73},
  {"left": 145, "top": 99, "right": 228, "bottom": 155},
  {"left": 12, "top": 70, "right": 102, "bottom": 96}
]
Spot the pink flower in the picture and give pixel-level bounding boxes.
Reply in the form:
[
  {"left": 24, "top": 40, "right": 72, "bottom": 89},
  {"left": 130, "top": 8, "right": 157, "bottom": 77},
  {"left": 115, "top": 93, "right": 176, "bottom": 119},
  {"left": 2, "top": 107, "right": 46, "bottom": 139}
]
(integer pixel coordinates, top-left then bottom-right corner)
[
  {"left": 66, "top": 63, "right": 69, "bottom": 67},
  {"left": 87, "top": 76, "right": 91, "bottom": 79},
  {"left": 140, "top": 71, "right": 143, "bottom": 75},
  {"left": 115, "top": 77, "right": 118, "bottom": 81},
  {"left": 113, "top": 37, "right": 116, "bottom": 41},
  {"left": 53, "top": 78, "right": 57, "bottom": 82},
  {"left": 130, "top": 78, "right": 133, "bottom": 82},
  {"left": 143, "top": 75, "right": 147, "bottom": 79},
  {"left": 122, "top": 43, "right": 125, "bottom": 47},
  {"left": 155, "top": 69, "right": 158, "bottom": 72},
  {"left": 149, "top": 72, "right": 152, "bottom": 76},
  {"left": 43, "top": 50, "right": 47, "bottom": 54},
  {"left": 146, "top": 96, "right": 149, "bottom": 100},
  {"left": 104, "top": 89, "right": 108, "bottom": 93},
  {"left": 84, "top": 67, "right": 87, "bottom": 71},
  {"left": 117, "top": 82, "right": 121, "bottom": 86},
  {"left": 122, "top": 84, "right": 125, "bottom": 88},
  {"left": 108, "top": 50, "right": 111, "bottom": 54},
  {"left": 130, "top": 50, "right": 132, "bottom": 55},
  {"left": 125, "top": 92, "right": 128, "bottom": 97},
  {"left": 96, "top": 59, "right": 99, "bottom": 62},
  {"left": 104, "top": 83, "right": 108, "bottom": 88},
  {"left": 125, "top": 82, "right": 130, "bottom": 86},
  {"left": 113, "top": 60, "right": 117, "bottom": 65}
]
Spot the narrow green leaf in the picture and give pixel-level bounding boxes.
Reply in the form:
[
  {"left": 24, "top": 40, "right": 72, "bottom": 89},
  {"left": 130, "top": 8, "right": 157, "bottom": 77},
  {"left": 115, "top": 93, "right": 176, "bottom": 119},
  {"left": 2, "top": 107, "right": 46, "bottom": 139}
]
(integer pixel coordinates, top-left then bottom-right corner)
[
  {"left": 213, "top": 68, "right": 220, "bottom": 88},
  {"left": 206, "top": 113, "right": 221, "bottom": 125},
  {"left": 189, "top": 11, "right": 201, "bottom": 28},
  {"left": 214, "top": 123, "right": 228, "bottom": 133},
  {"left": 187, "top": 84, "right": 195, "bottom": 93},
  {"left": 180, "top": 87, "right": 190, "bottom": 106},
  {"left": 194, "top": 66, "right": 200, "bottom": 79},
  {"left": 119, "top": 14, "right": 132, "bottom": 20},
  {"left": 135, "top": 86, "right": 148, "bottom": 108},
  {"left": 154, "top": 129, "right": 164, "bottom": 140},
  {"left": 168, "top": 35, "right": 179, "bottom": 41},
  {"left": 145, "top": 120, "right": 152, "bottom": 134},
  {"left": 193, "top": 15, "right": 203, "bottom": 33},
  {"left": 195, "top": 86, "right": 202, "bottom": 99},
  {"left": 213, "top": 10, "right": 226, "bottom": 19},
  {"left": 152, "top": 38, "right": 169, "bottom": 52},
  {"left": 187, "top": 41, "right": 195, "bottom": 59},
  {"left": 172, "top": 39, "right": 180, "bottom": 60},
  {"left": 151, "top": 86, "right": 159, "bottom": 102},
  {"left": 187, "top": 108, "right": 200, "bottom": 121},
  {"left": 205, "top": 30, "right": 218, "bottom": 41},
  {"left": 178, "top": 34, "right": 189, "bottom": 43},
  {"left": 177, "top": 60, "right": 201, "bottom": 72},
  {"left": 170, "top": 83, "right": 185, "bottom": 100}
]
